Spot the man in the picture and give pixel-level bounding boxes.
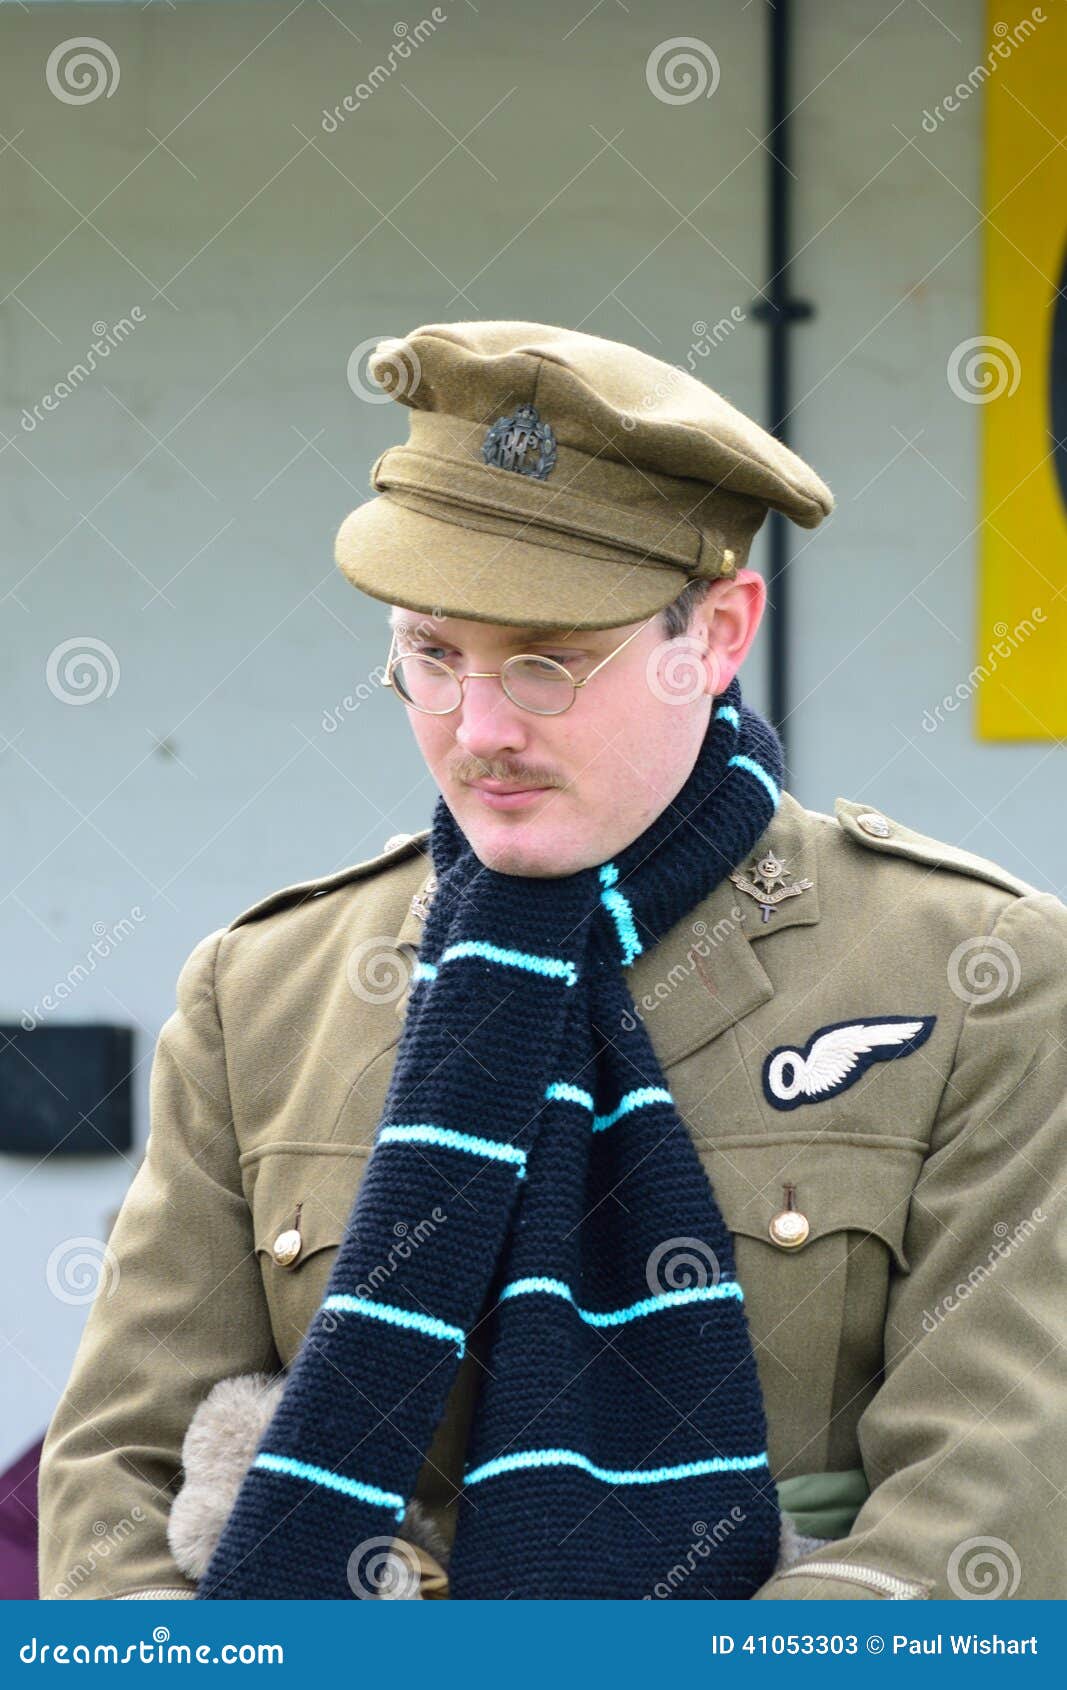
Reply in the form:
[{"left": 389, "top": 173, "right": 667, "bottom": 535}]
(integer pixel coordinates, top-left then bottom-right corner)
[{"left": 38, "top": 321, "right": 1067, "bottom": 1600}]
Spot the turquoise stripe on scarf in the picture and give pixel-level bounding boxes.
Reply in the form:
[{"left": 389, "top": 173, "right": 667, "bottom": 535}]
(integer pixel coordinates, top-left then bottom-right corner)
[
  {"left": 379, "top": 1123, "right": 526, "bottom": 1177},
  {"left": 464, "top": 1447, "right": 769, "bottom": 1489},
  {"left": 592, "top": 1085, "right": 673, "bottom": 1131},
  {"left": 598, "top": 861, "right": 643, "bottom": 963},
  {"left": 498, "top": 1275, "right": 743, "bottom": 1326},
  {"left": 544, "top": 1080, "right": 594, "bottom": 1110},
  {"left": 322, "top": 1293, "right": 466, "bottom": 1356},
  {"left": 252, "top": 1453, "right": 405, "bottom": 1520},
  {"left": 729, "top": 753, "right": 781, "bottom": 807},
  {"left": 440, "top": 939, "right": 579, "bottom": 986},
  {"left": 543, "top": 1080, "right": 672, "bottom": 1130}
]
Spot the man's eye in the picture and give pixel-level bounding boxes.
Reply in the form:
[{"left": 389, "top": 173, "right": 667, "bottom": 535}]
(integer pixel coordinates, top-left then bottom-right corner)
[{"left": 410, "top": 647, "right": 580, "bottom": 666}]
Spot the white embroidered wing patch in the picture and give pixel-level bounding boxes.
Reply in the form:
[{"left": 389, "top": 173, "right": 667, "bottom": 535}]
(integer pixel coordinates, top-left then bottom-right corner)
[{"left": 762, "top": 1015, "right": 936, "bottom": 1110}]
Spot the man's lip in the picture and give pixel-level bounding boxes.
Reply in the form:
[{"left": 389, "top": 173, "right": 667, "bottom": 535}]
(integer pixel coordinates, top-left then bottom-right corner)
[{"left": 466, "top": 779, "right": 551, "bottom": 794}]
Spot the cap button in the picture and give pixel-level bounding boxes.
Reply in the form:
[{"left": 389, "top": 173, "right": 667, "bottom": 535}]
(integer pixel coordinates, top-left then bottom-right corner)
[
  {"left": 856, "top": 811, "right": 892, "bottom": 838},
  {"left": 271, "top": 1227, "right": 302, "bottom": 1267},
  {"left": 769, "top": 1208, "right": 810, "bottom": 1249}
]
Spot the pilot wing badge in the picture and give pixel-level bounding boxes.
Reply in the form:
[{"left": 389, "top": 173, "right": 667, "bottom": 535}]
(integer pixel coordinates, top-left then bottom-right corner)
[{"left": 762, "top": 1014, "right": 937, "bottom": 1111}]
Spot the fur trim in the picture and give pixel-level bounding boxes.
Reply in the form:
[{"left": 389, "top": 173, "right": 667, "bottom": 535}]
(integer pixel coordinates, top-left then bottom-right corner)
[
  {"left": 776, "top": 1508, "right": 830, "bottom": 1568},
  {"left": 168, "top": 1372, "right": 451, "bottom": 1596},
  {"left": 168, "top": 1372, "right": 285, "bottom": 1582}
]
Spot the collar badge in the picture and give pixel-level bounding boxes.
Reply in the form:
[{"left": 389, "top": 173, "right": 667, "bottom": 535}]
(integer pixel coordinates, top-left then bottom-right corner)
[{"left": 729, "top": 849, "right": 813, "bottom": 924}]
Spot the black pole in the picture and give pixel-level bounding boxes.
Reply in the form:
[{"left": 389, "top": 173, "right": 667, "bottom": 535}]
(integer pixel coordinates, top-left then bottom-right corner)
[{"left": 750, "top": 0, "right": 814, "bottom": 763}]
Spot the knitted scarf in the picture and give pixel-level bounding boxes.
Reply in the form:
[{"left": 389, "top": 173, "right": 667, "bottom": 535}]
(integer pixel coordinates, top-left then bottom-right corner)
[{"left": 199, "top": 676, "right": 784, "bottom": 1600}]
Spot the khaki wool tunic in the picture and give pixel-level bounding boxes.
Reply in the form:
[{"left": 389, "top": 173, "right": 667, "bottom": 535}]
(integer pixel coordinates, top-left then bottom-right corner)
[{"left": 37, "top": 791, "right": 1067, "bottom": 1600}]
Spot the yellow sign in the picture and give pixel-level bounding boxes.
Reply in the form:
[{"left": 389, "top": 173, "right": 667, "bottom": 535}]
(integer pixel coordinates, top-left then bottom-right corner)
[{"left": 977, "top": 2, "right": 1065, "bottom": 739}]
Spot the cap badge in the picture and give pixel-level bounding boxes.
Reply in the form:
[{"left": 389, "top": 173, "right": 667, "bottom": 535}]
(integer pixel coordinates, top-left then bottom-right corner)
[{"left": 482, "top": 403, "right": 557, "bottom": 480}]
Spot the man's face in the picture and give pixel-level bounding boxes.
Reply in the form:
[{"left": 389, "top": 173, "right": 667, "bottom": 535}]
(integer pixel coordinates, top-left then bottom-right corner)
[{"left": 387, "top": 605, "right": 722, "bottom": 877}]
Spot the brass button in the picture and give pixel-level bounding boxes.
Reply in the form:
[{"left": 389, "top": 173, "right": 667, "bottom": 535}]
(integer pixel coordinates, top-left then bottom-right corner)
[
  {"left": 856, "top": 811, "right": 892, "bottom": 838},
  {"left": 769, "top": 1209, "right": 810, "bottom": 1249},
  {"left": 271, "top": 1227, "right": 302, "bottom": 1267}
]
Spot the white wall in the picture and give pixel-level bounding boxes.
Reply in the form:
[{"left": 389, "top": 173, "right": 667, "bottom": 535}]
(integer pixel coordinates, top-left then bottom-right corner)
[{"left": 3, "top": 0, "right": 1061, "bottom": 1466}]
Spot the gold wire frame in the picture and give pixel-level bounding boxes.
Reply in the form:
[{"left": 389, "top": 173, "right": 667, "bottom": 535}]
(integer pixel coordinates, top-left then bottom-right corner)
[{"left": 381, "top": 615, "right": 657, "bottom": 716}]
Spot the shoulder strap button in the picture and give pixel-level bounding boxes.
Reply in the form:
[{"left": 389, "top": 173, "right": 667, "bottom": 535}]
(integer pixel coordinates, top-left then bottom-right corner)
[{"left": 856, "top": 811, "right": 892, "bottom": 838}]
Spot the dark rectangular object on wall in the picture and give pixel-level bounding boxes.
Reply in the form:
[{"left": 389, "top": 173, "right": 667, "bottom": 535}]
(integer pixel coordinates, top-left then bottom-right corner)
[{"left": 0, "top": 1025, "right": 133, "bottom": 1154}]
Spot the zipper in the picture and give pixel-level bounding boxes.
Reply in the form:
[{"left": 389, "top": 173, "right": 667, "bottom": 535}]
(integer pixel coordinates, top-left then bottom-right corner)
[
  {"left": 115, "top": 1587, "right": 197, "bottom": 1599},
  {"left": 776, "top": 1559, "right": 929, "bottom": 1599}
]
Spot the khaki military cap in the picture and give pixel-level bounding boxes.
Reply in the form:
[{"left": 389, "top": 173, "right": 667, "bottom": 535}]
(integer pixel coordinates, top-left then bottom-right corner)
[{"left": 334, "top": 319, "right": 834, "bottom": 630}]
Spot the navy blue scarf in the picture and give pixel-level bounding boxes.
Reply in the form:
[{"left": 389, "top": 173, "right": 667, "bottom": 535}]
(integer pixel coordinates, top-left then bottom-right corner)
[{"left": 200, "top": 676, "right": 783, "bottom": 1599}]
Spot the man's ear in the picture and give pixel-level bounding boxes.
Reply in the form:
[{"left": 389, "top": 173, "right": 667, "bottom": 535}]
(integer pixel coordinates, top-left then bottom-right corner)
[{"left": 698, "top": 569, "right": 765, "bottom": 690}]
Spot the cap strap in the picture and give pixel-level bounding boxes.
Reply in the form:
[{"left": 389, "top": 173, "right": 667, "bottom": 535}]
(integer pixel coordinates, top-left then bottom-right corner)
[{"left": 371, "top": 445, "right": 721, "bottom": 575}]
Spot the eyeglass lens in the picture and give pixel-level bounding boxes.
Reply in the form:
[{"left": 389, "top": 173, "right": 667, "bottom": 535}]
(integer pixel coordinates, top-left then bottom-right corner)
[{"left": 391, "top": 654, "right": 575, "bottom": 715}]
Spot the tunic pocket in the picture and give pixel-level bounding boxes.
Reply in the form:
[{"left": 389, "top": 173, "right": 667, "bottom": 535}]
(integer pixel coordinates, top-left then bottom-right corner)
[
  {"left": 241, "top": 1143, "right": 371, "bottom": 1365},
  {"left": 691, "top": 1136, "right": 922, "bottom": 1474}
]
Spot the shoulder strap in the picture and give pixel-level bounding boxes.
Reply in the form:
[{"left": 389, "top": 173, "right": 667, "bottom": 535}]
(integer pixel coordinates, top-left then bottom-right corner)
[
  {"left": 834, "top": 798, "right": 1037, "bottom": 898},
  {"left": 226, "top": 829, "right": 432, "bottom": 932}
]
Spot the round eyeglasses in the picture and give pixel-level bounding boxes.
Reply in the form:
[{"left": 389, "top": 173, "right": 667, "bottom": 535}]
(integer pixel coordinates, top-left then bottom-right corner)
[{"left": 382, "top": 616, "right": 655, "bottom": 717}]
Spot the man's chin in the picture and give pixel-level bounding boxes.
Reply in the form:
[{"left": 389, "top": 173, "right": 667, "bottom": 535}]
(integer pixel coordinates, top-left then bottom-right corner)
[
  {"left": 462, "top": 816, "right": 571, "bottom": 879},
  {"left": 470, "top": 837, "right": 557, "bottom": 878}
]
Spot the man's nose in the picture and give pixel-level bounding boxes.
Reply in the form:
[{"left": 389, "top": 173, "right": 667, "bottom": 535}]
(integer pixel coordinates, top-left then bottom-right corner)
[{"left": 453, "top": 674, "right": 531, "bottom": 760}]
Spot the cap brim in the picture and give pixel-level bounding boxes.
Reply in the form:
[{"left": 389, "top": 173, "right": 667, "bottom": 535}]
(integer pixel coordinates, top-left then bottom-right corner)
[{"left": 334, "top": 495, "right": 695, "bottom": 632}]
